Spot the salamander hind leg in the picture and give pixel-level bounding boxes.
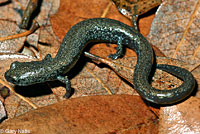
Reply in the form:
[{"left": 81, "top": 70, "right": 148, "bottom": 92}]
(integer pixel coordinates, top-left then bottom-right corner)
[
  {"left": 57, "top": 75, "right": 72, "bottom": 98},
  {"left": 107, "top": 37, "right": 124, "bottom": 60}
]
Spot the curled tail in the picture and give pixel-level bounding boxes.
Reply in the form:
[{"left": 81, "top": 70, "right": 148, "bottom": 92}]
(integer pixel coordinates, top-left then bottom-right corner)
[{"left": 133, "top": 64, "right": 195, "bottom": 104}]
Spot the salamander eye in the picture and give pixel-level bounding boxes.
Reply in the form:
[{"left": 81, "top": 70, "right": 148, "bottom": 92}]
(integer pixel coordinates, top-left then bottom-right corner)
[{"left": 10, "top": 61, "right": 19, "bottom": 69}]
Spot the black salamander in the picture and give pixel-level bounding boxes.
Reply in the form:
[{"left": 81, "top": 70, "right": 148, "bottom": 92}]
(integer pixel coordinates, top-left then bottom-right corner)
[{"left": 5, "top": 18, "right": 195, "bottom": 104}]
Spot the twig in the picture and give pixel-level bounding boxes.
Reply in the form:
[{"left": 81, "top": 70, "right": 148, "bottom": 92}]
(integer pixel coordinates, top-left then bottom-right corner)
[{"left": 0, "top": 20, "right": 39, "bottom": 41}]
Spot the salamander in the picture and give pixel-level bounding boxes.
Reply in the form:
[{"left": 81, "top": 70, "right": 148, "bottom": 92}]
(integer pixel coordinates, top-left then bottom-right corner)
[{"left": 4, "top": 18, "right": 195, "bottom": 104}]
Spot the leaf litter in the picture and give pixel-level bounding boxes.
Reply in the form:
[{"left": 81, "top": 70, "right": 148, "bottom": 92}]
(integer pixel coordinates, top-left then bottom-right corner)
[
  {"left": 0, "top": 0, "right": 199, "bottom": 133},
  {"left": 147, "top": 0, "right": 200, "bottom": 133}
]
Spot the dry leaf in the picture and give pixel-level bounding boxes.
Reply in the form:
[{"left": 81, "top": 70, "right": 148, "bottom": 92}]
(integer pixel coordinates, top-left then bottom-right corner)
[
  {"left": 159, "top": 97, "right": 200, "bottom": 134},
  {"left": 147, "top": 0, "right": 200, "bottom": 67},
  {"left": 17, "top": 0, "right": 59, "bottom": 27},
  {"left": 50, "top": 0, "right": 132, "bottom": 40},
  {"left": 0, "top": 95, "right": 159, "bottom": 134},
  {"left": 111, "top": 0, "right": 162, "bottom": 19},
  {"left": 0, "top": 100, "right": 6, "bottom": 121},
  {"left": 139, "top": 13, "right": 156, "bottom": 36},
  {"left": 0, "top": 20, "right": 26, "bottom": 53},
  {"left": 0, "top": 0, "right": 21, "bottom": 21},
  {"left": 37, "top": 23, "right": 64, "bottom": 59},
  {"left": 192, "top": 65, "right": 200, "bottom": 98},
  {"left": 0, "top": 0, "right": 59, "bottom": 55},
  {"left": 146, "top": 0, "right": 200, "bottom": 133}
]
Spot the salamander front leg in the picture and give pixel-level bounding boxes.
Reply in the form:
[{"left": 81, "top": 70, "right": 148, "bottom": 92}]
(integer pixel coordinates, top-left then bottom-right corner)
[
  {"left": 57, "top": 75, "right": 72, "bottom": 98},
  {"left": 107, "top": 37, "right": 124, "bottom": 60}
]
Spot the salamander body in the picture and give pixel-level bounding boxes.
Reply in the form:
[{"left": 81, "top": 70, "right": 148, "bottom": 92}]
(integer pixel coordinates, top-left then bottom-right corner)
[{"left": 5, "top": 18, "right": 195, "bottom": 104}]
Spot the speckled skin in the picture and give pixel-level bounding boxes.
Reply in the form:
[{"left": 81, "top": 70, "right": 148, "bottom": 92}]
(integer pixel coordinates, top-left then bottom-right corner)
[{"left": 5, "top": 18, "right": 195, "bottom": 104}]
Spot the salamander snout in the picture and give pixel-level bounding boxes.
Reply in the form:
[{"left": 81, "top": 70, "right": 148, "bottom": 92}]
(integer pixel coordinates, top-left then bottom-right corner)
[
  {"left": 5, "top": 73, "right": 15, "bottom": 83},
  {"left": 5, "top": 60, "right": 49, "bottom": 86},
  {"left": 5, "top": 61, "right": 23, "bottom": 85},
  {"left": 5, "top": 71, "right": 18, "bottom": 84}
]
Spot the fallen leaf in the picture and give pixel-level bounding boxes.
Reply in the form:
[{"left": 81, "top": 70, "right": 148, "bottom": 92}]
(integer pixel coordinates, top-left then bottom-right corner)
[
  {"left": 0, "top": 0, "right": 21, "bottom": 21},
  {"left": 191, "top": 65, "right": 200, "bottom": 98},
  {"left": 0, "top": 95, "right": 159, "bottom": 134},
  {"left": 0, "top": 20, "right": 26, "bottom": 53},
  {"left": 111, "top": 0, "right": 162, "bottom": 19},
  {"left": 0, "top": 0, "right": 59, "bottom": 56},
  {"left": 50, "top": 0, "right": 132, "bottom": 40},
  {"left": 146, "top": 0, "right": 200, "bottom": 133},
  {"left": 0, "top": 100, "right": 6, "bottom": 122},
  {"left": 139, "top": 13, "right": 156, "bottom": 36},
  {"left": 159, "top": 97, "right": 200, "bottom": 134},
  {"left": 147, "top": 0, "right": 200, "bottom": 68}
]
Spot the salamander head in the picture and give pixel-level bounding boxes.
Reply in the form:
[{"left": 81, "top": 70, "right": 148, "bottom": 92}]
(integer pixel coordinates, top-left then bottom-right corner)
[{"left": 5, "top": 60, "right": 53, "bottom": 86}]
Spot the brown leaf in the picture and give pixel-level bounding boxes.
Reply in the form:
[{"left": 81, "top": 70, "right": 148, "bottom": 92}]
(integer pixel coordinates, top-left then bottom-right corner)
[
  {"left": 159, "top": 97, "right": 200, "bottom": 134},
  {"left": 0, "top": 0, "right": 21, "bottom": 21},
  {"left": 139, "top": 14, "right": 157, "bottom": 36},
  {"left": 191, "top": 65, "right": 200, "bottom": 98},
  {"left": 147, "top": 0, "right": 200, "bottom": 68},
  {"left": 0, "top": 95, "right": 159, "bottom": 134},
  {"left": 0, "top": 0, "right": 59, "bottom": 55},
  {"left": 50, "top": 0, "right": 133, "bottom": 40},
  {"left": 111, "top": 0, "right": 162, "bottom": 19},
  {"left": 37, "top": 25, "right": 61, "bottom": 58},
  {"left": 146, "top": 2, "right": 200, "bottom": 131},
  {"left": 24, "top": 0, "right": 60, "bottom": 56},
  {"left": 0, "top": 100, "right": 6, "bottom": 121},
  {"left": 0, "top": 20, "right": 26, "bottom": 53}
]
